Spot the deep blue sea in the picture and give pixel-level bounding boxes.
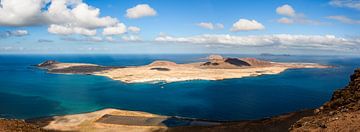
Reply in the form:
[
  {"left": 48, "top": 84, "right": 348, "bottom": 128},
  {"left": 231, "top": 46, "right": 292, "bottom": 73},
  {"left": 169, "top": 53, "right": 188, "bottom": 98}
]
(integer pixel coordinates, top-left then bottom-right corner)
[{"left": 0, "top": 54, "right": 359, "bottom": 121}]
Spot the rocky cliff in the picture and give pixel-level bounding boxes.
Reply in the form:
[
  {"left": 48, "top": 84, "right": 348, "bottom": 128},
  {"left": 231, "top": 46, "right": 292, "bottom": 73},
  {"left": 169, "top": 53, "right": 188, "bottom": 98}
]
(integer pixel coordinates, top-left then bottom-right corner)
[
  {"left": 0, "top": 119, "right": 49, "bottom": 132},
  {"left": 290, "top": 69, "right": 360, "bottom": 131}
]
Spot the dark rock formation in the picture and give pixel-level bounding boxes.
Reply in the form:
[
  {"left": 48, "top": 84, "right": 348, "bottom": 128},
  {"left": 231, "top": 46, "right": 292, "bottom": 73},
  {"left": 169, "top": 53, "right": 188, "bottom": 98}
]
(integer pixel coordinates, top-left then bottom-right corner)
[
  {"left": 36, "top": 60, "right": 124, "bottom": 74},
  {"left": 150, "top": 67, "right": 171, "bottom": 71},
  {"left": 224, "top": 58, "right": 251, "bottom": 66},
  {"left": 37, "top": 60, "right": 58, "bottom": 67},
  {"left": 0, "top": 119, "right": 51, "bottom": 132},
  {"left": 201, "top": 62, "right": 219, "bottom": 66},
  {"left": 48, "top": 66, "right": 122, "bottom": 74}
]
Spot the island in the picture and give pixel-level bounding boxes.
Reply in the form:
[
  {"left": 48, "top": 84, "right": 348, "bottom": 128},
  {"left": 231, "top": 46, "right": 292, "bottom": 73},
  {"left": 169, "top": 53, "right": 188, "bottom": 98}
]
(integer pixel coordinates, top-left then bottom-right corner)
[{"left": 37, "top": 55, "right": 330, "bottom": 83}]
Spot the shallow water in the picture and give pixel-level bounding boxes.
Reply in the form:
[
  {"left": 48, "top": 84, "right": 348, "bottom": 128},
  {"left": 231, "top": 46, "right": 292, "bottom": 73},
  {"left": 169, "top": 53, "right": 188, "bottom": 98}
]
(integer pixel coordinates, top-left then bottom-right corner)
[{"left": 0, "top": 54, "right": 359, "bottom": 120}]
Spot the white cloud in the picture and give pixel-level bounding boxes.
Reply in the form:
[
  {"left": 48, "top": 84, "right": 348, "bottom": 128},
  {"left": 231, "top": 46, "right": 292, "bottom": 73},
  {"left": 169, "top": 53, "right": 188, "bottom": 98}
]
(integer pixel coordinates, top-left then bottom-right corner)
[
  {"left": 197, "top": 22, "right": 214, "bottom": 29},
  {"left": 327, "top": 15, "right": 360, "bottom": 24},
  {"left": 230, "top": 19, "right": 265, "bottom": 32},
  {"left": 10, "top": 30, "right": 29, "bottom": 36},
  {"left": 125, "top": 4, "right": 157, "bottom": 19},
  {"left": 44, "top": 1, "right": 119, "bottom": 29},
  {"left": 276, "top": 4, "right": 296, "bottom": 17},
  {"left": 128, "top": 26, "right": 141, "bottom": 33},
  {"left": 0, "top": 0, "right": 126, "bottom": 36},
  {"left": 48, "top": 24, "right": 97, "bottom": 36},
  {"left": 196, "top": 22, "right": 224, "bottom": 30},
  {"left": 275, "top": 4, "right": 323, "bottom": 25},
  {"left": 61, "top": 36, "right": 115, "bottom": 43},
  {"left": 155, "top": 34, "right": 360, "bottom": 51},
  {"left": 102, "top": 23, "right": 127, "bottom": 36},
  {"left": 329, "top": 0, "right": 360, "bottom": 10},
  {"left": 0, "top": 0, "right": 44, "bottom": 26},
  {"left": 0, "top": 30, "right": 29, "bottom": 38},
  {"left": 277, "top": 17, "right": 294, "bottom": 24},
  {"left": 122, "top": 35, "right": 142, "bottom": 42}
]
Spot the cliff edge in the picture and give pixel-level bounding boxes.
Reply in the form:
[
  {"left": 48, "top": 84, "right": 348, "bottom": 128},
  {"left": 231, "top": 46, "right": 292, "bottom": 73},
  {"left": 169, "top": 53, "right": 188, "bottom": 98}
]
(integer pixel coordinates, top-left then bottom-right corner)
[{"left": 290, "top": 69, "right": 360, "bottom": 131}]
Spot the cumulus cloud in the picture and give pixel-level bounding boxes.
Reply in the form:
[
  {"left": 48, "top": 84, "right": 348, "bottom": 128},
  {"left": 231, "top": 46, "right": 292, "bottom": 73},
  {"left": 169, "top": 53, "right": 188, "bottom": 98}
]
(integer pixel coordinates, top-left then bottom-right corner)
[
  {"left": 61, "top": 36, "right": 112, "bottom": 42},
  {"left": 196, "top": 22, "right": 224, "bottom": 30},
  {"left": 276, "top": 4, "right": 322, "bottom": 25},
  {"left": 155, "top": 34, "right": 360, "bottom": 51},
  {"left": 329, "top": 0, "right": 360, "bottom": 10},
  {"left": 125, "top": 4, "right": 157, "bottom": 19},
  {"left": 230, "top": 19, "right": 265, "bottom": 32},
  {"left": 122, "top": 35, "right": 142, "bottom": 42},
  {"left": 276, "top": 4, "right": 296, "bottom": 17},
  {"left": 0, "top": 0, "right": 44, "bottom": 26},
  {"left": 48, "top": 24, "right": 97, "bottom": 36},
  {"left": 128, "top": 26, "right": 141, "bottom": 33},
  {"left": 327, "top": 15, "right": 360, "bottom": 24},
  {"left": 0, "top": 30, "right": 29, "bottom": 38},
  {"left": 44, "top": 0, "right": 119, "bottom": 29},
  {"left": 102, "top": 23, "right": 127, "bottom": 36},
  {"left": 197, "top": 22, "right": 214, "bottom": 29},
  {"left": 277, "top": 17, "right": 294, "bottom": 24},
  {"left": 0, "top": 0, "right": 126, "bottom": 36}
]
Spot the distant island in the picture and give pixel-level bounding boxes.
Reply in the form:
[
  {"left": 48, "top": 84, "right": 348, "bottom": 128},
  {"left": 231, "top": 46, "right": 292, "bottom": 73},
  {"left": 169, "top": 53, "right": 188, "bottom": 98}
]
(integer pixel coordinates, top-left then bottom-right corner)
[
  {"left": 260, "top": 53, "right": 291, "bottom": 56},
  {"left": 37, "top": 55, "right": 330, "bottom": 83}
]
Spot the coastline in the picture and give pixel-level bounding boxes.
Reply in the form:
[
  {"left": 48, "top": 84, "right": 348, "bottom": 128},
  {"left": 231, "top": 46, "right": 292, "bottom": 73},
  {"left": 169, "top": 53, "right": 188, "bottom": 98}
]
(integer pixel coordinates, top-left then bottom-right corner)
[{"left": 22, "top": 108, "right": 314, "bottom": 132}]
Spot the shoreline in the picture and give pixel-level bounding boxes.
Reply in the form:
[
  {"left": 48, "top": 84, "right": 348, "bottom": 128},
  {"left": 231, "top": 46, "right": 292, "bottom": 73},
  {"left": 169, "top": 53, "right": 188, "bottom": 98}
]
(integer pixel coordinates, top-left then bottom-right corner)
[{"left": 21, "top": 108, "right": 315, "bottom": 132}]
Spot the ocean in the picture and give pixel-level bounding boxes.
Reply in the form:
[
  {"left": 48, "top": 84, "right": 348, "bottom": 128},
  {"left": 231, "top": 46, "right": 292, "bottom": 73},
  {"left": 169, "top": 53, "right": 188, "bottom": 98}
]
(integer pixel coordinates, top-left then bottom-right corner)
[{"left": 0, "top": 54, "right": 359, "bottom": 121}]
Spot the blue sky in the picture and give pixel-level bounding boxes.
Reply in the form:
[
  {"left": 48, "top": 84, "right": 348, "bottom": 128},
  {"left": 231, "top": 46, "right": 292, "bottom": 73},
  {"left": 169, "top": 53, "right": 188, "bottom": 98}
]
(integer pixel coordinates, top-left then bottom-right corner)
[{"left": 0, "top": 0, "right": 360, "bottom": 55}]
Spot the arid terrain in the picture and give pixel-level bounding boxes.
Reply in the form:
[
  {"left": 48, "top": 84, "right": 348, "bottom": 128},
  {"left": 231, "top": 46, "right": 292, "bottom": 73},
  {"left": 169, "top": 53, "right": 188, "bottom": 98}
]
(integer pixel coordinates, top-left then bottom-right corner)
[{"left": 37, "top": 55, "right": 330, "bottom": 83}]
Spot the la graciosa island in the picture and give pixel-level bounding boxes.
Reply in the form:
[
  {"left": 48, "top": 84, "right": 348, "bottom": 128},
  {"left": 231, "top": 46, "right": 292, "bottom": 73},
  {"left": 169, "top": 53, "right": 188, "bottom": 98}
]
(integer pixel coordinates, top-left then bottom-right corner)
[{"left": 37, "top": 55, "right": 330, "bottom": 83}]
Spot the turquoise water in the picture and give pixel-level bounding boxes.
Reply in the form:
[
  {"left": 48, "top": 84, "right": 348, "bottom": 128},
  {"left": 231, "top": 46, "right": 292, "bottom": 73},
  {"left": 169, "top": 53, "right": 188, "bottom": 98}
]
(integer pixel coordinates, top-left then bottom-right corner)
[{"left": 0, "top": 54, "right": 359, "bottom": 120}]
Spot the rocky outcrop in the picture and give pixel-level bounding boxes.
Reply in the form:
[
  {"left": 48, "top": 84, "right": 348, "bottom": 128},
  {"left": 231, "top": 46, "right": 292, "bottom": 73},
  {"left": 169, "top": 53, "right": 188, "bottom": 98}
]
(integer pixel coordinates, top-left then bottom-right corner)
[
  {"left": 321, "top": 69, "right": 360, "bottom": 112},
  {"left": 36, "top": 60, "right": 58, "bottom": 67},
  {"left": 224, "top": 58, "right": 251, "bottom": 67},
  {"left": 290, "top": 68, "right": 360, "bottom": 131},
  {"left": 0, "top": 119, "right": 49, "bottom": 132}
]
